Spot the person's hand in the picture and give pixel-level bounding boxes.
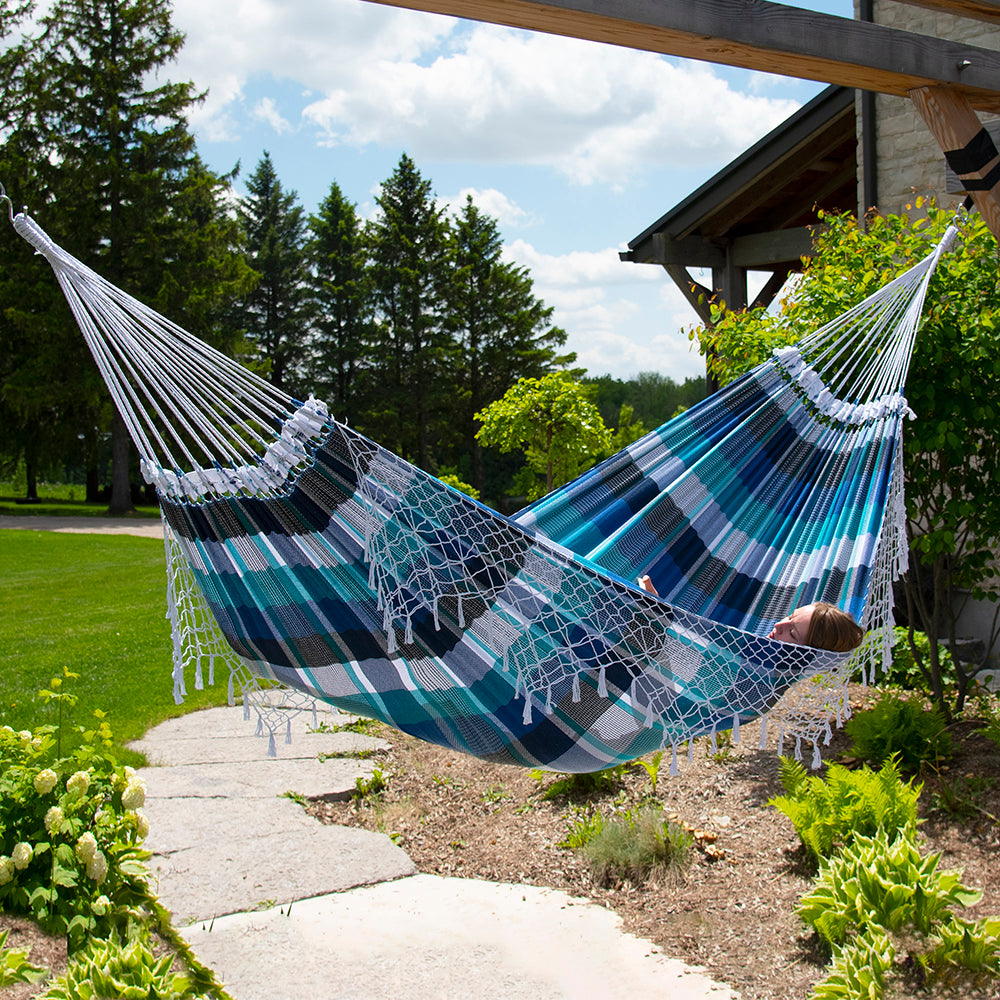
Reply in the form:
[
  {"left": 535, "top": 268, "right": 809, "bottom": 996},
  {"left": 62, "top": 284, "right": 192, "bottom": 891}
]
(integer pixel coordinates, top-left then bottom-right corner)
[{"left": 637, "top": 575, "right": 658, "bottom": 596}]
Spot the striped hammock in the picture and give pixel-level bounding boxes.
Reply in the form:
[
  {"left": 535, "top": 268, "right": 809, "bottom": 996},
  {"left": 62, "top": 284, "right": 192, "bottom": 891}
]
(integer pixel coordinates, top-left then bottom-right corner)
[{"left": 11, "top": 211, "right": 955, "bottom": 771}]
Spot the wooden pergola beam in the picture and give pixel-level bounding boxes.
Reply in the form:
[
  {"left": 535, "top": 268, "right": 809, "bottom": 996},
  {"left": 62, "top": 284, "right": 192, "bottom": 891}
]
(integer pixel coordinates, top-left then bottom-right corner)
[
  {"left": 363, "top": 0, "right": 1000, "bottom": 112},
  {"left": 910, "top": 85, "right": 1000, "bottom": 236},
  {"left": 892, "top": 0, "right": 1000, "bottom": 25}
]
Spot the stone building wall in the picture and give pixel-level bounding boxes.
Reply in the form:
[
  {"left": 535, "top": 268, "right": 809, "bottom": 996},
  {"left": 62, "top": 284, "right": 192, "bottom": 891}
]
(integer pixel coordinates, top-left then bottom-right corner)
[
  {"left": 855, "top": 1, "right": 1000, "bottom": 216},
  {"left": 853, "top": 2, "right": 1000, "bottom": 667}
]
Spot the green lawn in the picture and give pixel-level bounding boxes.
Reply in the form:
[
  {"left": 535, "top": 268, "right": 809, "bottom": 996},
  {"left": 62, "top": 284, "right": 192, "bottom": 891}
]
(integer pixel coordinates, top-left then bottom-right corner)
[{"left": 0, "top": 530, "right": 230, "bottom": 763}]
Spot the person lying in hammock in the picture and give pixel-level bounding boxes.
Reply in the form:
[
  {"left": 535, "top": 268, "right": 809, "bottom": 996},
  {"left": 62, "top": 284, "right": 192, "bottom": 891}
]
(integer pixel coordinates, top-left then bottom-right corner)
[{"left": 637, "top": 576, "right": 864, "bottom": 653}]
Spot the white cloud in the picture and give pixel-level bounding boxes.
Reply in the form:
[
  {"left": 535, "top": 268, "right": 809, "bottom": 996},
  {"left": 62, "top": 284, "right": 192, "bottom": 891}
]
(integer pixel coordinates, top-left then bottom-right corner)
[
  {"left": 170, "top": 3, "right": 800, "bottom": 185},
  {"left": 252, "top": 97, "right": 293, "bottom": 134},
  {"left": 441, "top": 188, "right": 531, "bottom": 228},
  {"left": 501, "top": 240, "right": 703, "bottom": 379}
]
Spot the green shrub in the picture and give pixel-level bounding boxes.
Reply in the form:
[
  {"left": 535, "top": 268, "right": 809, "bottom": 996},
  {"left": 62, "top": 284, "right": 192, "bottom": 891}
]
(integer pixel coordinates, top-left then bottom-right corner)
[
  {"left": 0, "top": 928, "right": 48, "bottom": 988},
  {"left": 799, "top": 829, "right": 1000, "bottom": 999},
  {"left": 882, "top": 627, "right": 956, "bottom": 692},
  {"left": 0, "top": 713, "right": 152, "bottom": 947},
  {"left": 844, "top": 693, "right": 951, "bottom": 771},
  {"left": 37, "top": 926, "right": 197, "bottom": 999},
  {"left": 768, "top": 755, "right": 920, "bottom": 863},
  {"left": 810, "top": 929, "right": 894, "bottom": 1000},
  {"left": 798, "top": 830, "right": 979, "bottom": 946},
  {"left": 582, "top": 806, "right": 692, "bottom": 885}
]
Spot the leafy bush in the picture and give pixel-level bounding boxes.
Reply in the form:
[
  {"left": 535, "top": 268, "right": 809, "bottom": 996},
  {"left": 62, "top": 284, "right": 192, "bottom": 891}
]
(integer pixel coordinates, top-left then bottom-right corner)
[
  {"left": 844, "top": 693, "right": 951, "bottom": 771},
  {"left": 882, "top": 627, "right": 956, "bottom": 692},
  {"left": 0, "top": 928, "right": 48, "bottom": 988},
  {"left": 582, "top": 806, "right": 692, "bottom": 885},
  {"left": 798, "top": 829, "right": 1000, "bottom": 998},
  {"left": 798, "top": 830, "right": 979, "bottom": 946},
  {"left": 0, "top": 714, "right": 152, "bottom": 947},
  {"left": 37, "top": 926, "right": 199, "bottom": 1000},
  {"left": 768, "top": 755, "right": 920, "bottom": 863}
]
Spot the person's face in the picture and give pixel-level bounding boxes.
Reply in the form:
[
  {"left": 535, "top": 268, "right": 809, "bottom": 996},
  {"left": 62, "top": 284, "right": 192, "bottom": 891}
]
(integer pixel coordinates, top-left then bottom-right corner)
[{"left": 768, "top": 605, "right": 814, "bottom": 645}]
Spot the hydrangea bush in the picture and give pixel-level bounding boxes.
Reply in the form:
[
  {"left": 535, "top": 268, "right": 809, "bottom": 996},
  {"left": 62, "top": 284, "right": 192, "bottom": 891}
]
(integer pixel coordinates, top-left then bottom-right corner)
[{"left": 0, "top": 712, "right": 151, "bottom": 947}]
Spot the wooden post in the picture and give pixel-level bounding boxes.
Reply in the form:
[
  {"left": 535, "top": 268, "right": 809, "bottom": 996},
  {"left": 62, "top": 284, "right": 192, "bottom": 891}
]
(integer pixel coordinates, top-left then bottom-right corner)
[{"left": 910, "top": 85, "right": 1000, "bottom": 240}]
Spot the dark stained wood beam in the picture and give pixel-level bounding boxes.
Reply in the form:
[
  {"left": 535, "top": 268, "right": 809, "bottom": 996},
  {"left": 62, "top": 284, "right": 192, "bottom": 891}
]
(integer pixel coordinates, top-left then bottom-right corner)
[
  {"left": 910, "top": 85, "right": 1000, "bottom": 237},
  {"left": 750, "top": 267, "right": 794, "bottom": 312},
  {"left": 363, "top": 0, "right": 1000, "bottom": 112},
  {"left": 663, "top": 264, "right": 714, "bottom": 326},
  {"left": 624, "top": 226, "right": 817, "bottom": 268},
  {"left": 891, "top": 0, "right": 1000, "bottom": 25}
]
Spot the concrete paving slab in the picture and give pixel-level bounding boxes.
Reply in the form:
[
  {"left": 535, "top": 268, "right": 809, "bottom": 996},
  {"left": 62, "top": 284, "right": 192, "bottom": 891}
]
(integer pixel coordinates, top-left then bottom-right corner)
[
  {"left": 132, "top": 722, "right": 385, "bottom": 766},
  {"left": 139, "top": 756, "right": 379, "bottom": 801},
  {"left": 150, "top": 821, "right": 415, "bottom": 925},
  {"left": 181, "top": 874, "right": 738, "bottom": 1000}
]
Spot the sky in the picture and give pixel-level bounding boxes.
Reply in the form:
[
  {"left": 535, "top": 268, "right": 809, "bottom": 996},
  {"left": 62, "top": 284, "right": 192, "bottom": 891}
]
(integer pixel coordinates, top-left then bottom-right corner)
[{"left": 166, "top": 0, "right": 855, "bottom": 382}]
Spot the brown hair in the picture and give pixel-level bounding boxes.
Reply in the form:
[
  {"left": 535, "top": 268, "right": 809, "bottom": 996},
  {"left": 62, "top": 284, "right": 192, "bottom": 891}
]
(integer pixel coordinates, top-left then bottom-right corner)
[{"left": 805, "top": 602, "right": 865, "bottom": 653}]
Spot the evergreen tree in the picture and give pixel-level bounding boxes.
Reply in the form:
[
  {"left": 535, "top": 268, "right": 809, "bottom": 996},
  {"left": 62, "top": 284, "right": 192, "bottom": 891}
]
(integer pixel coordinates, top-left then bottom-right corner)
[
  {"left": 444, "top": 195, "right": 571, "bottom": 496},
  {"left": 2, "top": 0, "right": 231, "bottom": 512},
  {"left": 305, "top": 182, "right": 373, "bottom": 417},
  {"left": 236, "top": 153, "right": 312, "bottom": 396},
  {"left": 364, "top": 154, "right": 450, "bottom": 468}
]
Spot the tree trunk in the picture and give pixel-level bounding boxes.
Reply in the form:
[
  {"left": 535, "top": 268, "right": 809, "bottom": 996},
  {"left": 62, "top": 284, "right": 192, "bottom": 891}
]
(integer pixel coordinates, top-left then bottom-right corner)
[
  {"left": 85, "top": 419, "right": 100, "bottom": 503},
  {"left": 107, "top": 409, "right": 135, "bottom": 516},
  {"left": 24, "top": 435, "right": 39, "bottom": 502}
]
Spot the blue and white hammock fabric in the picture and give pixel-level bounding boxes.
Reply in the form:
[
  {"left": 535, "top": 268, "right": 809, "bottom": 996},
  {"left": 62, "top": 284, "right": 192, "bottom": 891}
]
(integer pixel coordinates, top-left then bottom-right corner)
[{"left": 12, "top": 212, "right": 956, "bottom": 771}]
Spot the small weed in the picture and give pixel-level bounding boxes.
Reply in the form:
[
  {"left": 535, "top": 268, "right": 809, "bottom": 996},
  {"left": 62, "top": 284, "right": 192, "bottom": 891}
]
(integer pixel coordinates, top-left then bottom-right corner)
[
  {"left": 532, "top": 765, "right": 626, "bottom": 801},
  {"left": 339, "top": 718, "right": 382, "bottom": 736},
  {"left": 353, "top": 767, "right": 387, "bottom": 799},
  {"left": 481, "top": 783, "right": 509, "bottom": 806},
  {"left": 281, "top": 789, "right": 308, "bottom": 807},
  {"left": 558, "top": 805, "right": 605, "bottom": 849},
  {"left": 928, "top": 771, "right": 999, "bottom": 824},
  {"left": 705, "top": 729, "right": 735, "bottom": 764},
  {"left": 635, "top": 750, "right": 665, "bottom": 798},
  {"left": 431, "top": 773, "right": 453, "bottom": 787},
  {"left": 449, "top": 840, "right": 466, "bottom": 850}
]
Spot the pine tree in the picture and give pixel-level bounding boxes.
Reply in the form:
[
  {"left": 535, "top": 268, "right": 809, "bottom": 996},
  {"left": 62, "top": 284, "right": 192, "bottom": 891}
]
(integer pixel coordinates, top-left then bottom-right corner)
[
  {"left": 364, "top": 154, "right": 450, "bottom": 468},
  {"left": 236, "top": 153, "right": 312, "bottom": 396},
  {"left": 444, "top": 195, "right": 571, "bottom": 495},
  {"left": 3, "top": 0, "right": 228, "bottom": 512},
  {"left": 305, "top": 182, "right": 373, "bottom": 418}
]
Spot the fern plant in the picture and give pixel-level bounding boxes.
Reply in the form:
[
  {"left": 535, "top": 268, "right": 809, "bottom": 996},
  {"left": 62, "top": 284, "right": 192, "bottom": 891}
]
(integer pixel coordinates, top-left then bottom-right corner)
[
  {"left": 844, "top": 693, "right": 951, "bottom": 771},
  {"left": 769, "top": 754, "right": 920, "bottom": 863}
]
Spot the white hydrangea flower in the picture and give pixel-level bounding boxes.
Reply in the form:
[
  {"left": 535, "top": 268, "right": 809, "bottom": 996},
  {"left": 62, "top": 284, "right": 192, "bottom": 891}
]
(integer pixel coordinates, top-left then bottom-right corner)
[
  {"left": 0, "top": 857, "right": 13, "bottom": 886},
  {"left": 130, "top": 810, "right": 150, "bottom": 841},
  {"left": 33, "top": 769, "right": 58, "bottom": 795},
  {"left": 92, "top": 895, "right": 110, "bottom": 916},
  {"left": 31, "top": 736, "right": 42, "bottom": 750},
  {"left": 75, "top": 832, "right": 98, "bottom": 865},
  {"left": 67, "top": 770, "right": 91, "bottom": 797},
  {"left": 12, "top": 843, "right": 33, "bottom": 870},
  {"left": 18, "top": 730, "right": 31, "bottom": 743},
  {"left": 86, "top": 850, "right": 108, "bottom": 883},
  {"left": 121, "top": 778, "right": 146, "bottom": 811},
  {"left": 44, "top": 806, "right": 64, "bottom": 835}
]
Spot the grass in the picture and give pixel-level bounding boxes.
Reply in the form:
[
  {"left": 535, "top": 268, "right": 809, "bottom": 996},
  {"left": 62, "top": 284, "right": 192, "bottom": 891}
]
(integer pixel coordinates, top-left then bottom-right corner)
[
  {"left": 0, "top": 529, "right": 230, "bottom": 764},
  {"left": 0, "top": 479, "right": 160, "bottom": 518}
]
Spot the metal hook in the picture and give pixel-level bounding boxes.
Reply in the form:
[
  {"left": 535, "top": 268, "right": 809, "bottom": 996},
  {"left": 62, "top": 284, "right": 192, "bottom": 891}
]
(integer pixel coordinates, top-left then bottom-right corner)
[{"left": 0, "top": 181, "right": 14, "bottom": 224}]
